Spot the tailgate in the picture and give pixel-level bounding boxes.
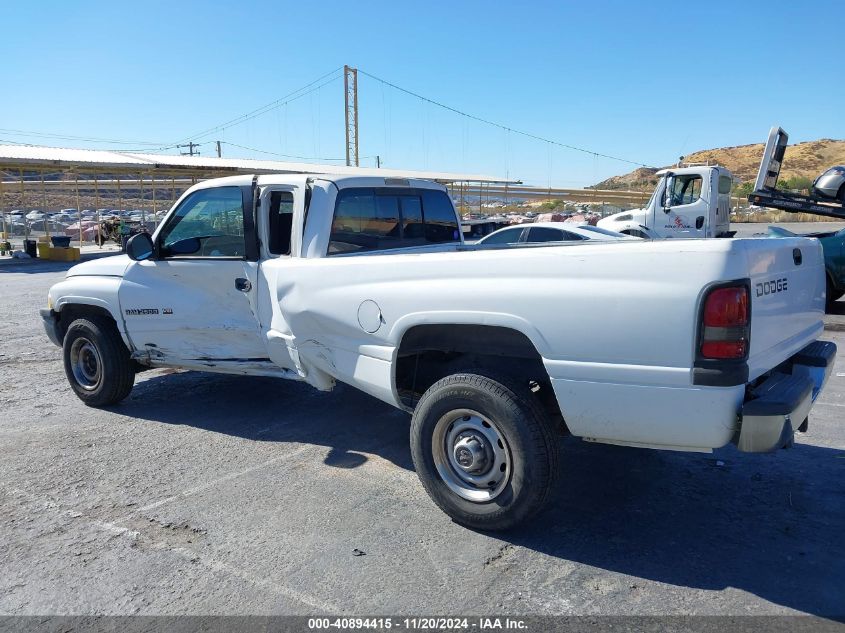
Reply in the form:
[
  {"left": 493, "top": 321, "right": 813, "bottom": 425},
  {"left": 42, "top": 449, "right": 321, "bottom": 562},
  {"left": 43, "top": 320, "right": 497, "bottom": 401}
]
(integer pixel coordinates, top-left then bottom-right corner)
[{"left": 746, "top": 236, "right": 825, "bottom": 380}]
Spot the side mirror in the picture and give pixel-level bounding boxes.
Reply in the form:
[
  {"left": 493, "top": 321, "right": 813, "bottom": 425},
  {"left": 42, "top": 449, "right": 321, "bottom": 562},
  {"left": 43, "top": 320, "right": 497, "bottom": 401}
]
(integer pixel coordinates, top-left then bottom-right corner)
[
  {"left": 126, "top": 232, "right": 154, "bottom": 261},
  {"left": 663, "top": 175, "right": 675, "bottom": 213}
]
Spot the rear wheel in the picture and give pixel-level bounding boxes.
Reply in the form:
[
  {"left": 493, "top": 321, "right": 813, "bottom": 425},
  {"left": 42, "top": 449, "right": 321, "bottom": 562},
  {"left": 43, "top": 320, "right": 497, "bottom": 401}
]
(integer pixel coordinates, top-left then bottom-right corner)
[
  {"left": 410, "top": 372, "right": 558, "bottom": 531},
  {"left": 63, "top": 317, "right": 135, "bottom": 406}
]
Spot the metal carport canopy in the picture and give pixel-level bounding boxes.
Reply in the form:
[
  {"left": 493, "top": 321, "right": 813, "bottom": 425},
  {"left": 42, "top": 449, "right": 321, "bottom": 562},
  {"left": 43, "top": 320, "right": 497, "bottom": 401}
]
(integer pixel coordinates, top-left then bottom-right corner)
[{"left": 0, "top": 144, "right": 520, "bottom": 184}]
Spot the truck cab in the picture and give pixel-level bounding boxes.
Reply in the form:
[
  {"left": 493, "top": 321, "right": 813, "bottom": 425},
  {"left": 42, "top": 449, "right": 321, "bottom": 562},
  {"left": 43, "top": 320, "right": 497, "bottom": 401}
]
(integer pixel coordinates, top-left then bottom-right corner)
[{"left": 597, "top": 165, "right": 734, "bottom": 239}]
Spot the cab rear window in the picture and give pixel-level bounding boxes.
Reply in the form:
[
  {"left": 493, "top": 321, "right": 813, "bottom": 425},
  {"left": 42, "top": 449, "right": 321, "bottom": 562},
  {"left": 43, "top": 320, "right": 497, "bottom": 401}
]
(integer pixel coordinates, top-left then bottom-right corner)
[{"left": 328, "top": 188, "right": 460, "bottom": 255}]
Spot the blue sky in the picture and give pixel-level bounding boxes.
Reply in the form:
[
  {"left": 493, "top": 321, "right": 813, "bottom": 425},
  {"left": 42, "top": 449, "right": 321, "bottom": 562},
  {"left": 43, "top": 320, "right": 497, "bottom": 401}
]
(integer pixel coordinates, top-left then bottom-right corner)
[{"left": 1, "top": 0, "right": 842, "bottom": 186}]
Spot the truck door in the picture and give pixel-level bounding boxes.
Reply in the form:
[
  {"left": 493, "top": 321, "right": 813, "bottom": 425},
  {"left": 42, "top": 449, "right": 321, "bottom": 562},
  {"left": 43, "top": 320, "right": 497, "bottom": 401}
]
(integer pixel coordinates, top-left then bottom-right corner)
[
  {"left": 118, "top": 184, "right": 268, "bottom": 365},
  {"left": 659, "top": 173, "right": 708, "bottom": 238},
  {"left": 250, "top": 185, "right": 303, "bottom": 372}
]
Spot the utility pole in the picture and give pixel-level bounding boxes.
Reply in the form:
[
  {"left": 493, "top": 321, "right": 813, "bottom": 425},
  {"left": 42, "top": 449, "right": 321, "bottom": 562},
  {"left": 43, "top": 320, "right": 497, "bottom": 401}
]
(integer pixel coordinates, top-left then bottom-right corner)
[
  {"left": 344, "top": 65, "right": 359, "bottom": 167},
  {"left": 178, "top": 142, "right": 199, "bottom": 156},
  {"left": 216, "top": 141, "right": 222, "bottom": 158},
  {"left": 376, "top": 155, "right": 380, "bottom": 168}
]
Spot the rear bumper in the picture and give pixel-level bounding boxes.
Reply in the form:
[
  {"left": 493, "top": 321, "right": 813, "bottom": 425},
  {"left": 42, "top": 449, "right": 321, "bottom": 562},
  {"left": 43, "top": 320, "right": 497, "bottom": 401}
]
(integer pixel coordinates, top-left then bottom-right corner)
[
  {"left": 40, "top": 308, "right": 62, "bottom": 347},
  {"left": 735, "top": 340, "right": 836, "bottom": 452}
]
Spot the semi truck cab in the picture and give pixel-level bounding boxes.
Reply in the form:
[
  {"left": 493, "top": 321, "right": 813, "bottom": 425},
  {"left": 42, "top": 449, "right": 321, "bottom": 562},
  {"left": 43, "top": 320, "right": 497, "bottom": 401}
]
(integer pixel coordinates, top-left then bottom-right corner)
[{"left": 598, "top": 165, "right": 734, "bottom": 239}]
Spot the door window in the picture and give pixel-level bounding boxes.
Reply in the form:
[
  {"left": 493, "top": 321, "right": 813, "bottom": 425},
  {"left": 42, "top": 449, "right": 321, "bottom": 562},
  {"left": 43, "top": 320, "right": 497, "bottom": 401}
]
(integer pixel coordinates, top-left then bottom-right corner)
[
  {"left": 664, "top": 175, "right": 703, "bottom": 206},
  {"left": 526, "top": 227, "right": 566, "bottom": 242},
  {"left": 158, "top": 186, "right": 245, "bottom": 257},
  {"left": 268, "top": 190, "right": 294, "bottom": 256},
  {"left": 481, "top": 227, "right": 525, "bottom": 245}
]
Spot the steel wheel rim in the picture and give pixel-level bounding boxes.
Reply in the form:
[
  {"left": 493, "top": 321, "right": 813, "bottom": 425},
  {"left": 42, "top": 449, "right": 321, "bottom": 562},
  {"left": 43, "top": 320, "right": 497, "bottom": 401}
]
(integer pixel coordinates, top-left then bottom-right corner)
[
  {"left": 432, "top": 408, "right": 512, "bottom": 502},
  {"left": 69, "top": 337, "right": 102, "bottom": 391}
]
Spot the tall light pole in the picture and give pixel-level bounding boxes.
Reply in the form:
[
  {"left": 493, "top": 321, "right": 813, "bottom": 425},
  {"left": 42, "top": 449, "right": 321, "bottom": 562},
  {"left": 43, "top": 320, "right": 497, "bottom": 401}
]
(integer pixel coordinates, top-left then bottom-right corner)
[{"left": 344, "top": 65, "right": 359, "bottom": 167}]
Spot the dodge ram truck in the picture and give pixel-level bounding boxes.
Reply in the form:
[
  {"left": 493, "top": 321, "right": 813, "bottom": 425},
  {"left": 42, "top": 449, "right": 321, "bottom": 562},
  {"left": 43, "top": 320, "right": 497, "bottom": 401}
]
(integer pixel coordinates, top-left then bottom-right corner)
[{"left": 42, "top": 174, "right": 837, "bottom": 530}]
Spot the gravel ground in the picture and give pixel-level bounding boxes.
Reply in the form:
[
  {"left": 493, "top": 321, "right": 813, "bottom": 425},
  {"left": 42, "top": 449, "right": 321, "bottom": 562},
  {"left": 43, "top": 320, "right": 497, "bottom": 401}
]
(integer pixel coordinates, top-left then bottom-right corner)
[{"left": 0, "top": 258, "right": 843, "bottom": 618}]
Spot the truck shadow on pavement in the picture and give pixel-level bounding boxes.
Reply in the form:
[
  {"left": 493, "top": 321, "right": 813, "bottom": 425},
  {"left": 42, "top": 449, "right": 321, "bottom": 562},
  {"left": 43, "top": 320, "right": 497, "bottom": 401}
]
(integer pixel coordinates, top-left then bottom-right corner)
[
  {"left": 120, "top": 369, "right": 844, "bottom": 617},
  {"left": 121, "top": 369, "right": 415, "bottom": 471},
  {"left": 506, "top": 437, "right": 845, "bottom": 618}
]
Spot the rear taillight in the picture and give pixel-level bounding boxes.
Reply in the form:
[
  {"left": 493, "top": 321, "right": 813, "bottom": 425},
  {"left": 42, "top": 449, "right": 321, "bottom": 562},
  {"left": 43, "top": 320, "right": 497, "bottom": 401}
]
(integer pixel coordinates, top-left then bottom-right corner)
[{"left": 700, "top": 285, "right": 749, "bottom": 359}]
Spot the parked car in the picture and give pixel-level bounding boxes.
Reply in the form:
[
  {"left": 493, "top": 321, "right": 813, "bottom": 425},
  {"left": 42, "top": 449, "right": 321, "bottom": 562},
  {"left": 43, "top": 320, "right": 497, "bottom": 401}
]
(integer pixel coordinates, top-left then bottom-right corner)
[
  {"left": 28, "top": 219, "right": 64, "bottom": 232},
  {"left": 768, "top": 225, "right": 844, "bottom": 309},
  {"left": 813, "top": 166, "right": 845, "bottom": 202},
  {"left": 476, "top": 222, "right": 635, "bottom": 246}
]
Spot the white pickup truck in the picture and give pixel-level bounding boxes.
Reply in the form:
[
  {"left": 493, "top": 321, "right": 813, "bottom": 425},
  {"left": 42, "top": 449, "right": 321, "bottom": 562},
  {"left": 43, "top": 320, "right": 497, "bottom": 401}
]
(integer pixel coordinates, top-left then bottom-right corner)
[{"left": 42, "top": 174, "right": 836, "bottom": 530}]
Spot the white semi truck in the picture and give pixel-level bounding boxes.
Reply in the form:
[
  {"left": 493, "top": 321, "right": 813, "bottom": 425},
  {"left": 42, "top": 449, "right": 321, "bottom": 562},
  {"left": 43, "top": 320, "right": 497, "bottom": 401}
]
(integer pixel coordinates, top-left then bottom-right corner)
[
  {"left": 42, "top": 173, "right": 835, "bottom": 530},
  {"left": 597, "top": 165, "right": 735, "bottom": 239}
]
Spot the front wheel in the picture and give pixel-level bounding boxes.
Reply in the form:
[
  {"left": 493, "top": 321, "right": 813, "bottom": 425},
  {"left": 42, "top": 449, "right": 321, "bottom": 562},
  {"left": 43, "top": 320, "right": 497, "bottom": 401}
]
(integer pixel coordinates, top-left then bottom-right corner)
[
  {"left": 63, "top": 317, "right": 135, "bottom": 406},
  {"left": 410, "top": 372, "right": 558, "bottom": 531}
]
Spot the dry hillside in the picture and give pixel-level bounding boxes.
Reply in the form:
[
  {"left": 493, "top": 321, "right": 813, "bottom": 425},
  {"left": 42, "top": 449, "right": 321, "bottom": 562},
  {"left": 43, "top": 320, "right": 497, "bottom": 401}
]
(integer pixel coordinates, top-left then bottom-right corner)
[{"left": 593, "top": 138, "right": 845, "bottom": 191}]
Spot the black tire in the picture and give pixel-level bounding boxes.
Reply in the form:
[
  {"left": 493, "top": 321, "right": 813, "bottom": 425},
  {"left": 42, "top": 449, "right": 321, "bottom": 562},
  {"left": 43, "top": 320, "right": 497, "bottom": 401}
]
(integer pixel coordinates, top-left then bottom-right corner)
[
  {"left": 410, "top": 372, "right": 558, "bottom": 531},
  {"left": 62, "top": 317, "right": 135, "bottom": 406}
]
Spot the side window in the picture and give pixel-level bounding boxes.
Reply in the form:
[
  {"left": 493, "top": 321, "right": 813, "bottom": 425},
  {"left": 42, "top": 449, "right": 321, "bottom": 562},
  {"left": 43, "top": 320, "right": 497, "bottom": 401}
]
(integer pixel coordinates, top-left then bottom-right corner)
[
  {"left": 158, "top": 186, "right": 244, "bottom": 257},
  {"left": 422, "top": 190, "right": 461, "bottom": 243},
  {"left": 526, "top": 227, "right": 565, "bottom": 242},
  {"left": 482, "top": 227, "right": 524, "bottom": 245},
  {"left": 268, "top": 190, "right": 294, "bottom": 256},
  {"left": 328, "top": 188, "right": 461, "bottom": 255},
  {"left": 666, "top": 175, "right": 702, "bottom": 206},
  {"left": 719, "top": 175, "right": 732, "bottom": 194},
  {"left": 401, "top": 196, "right": 424, "bottom": 240},
  {"left": 559, "top": 230, "right": 586, "bottom": 241},
  {"left": 328, "top": 192, "right": 402, "bottom": 254}
]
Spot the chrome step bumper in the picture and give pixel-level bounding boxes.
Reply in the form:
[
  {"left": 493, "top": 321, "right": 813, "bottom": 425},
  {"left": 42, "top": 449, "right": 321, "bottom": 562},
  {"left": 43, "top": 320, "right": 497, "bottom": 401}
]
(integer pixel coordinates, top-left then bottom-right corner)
[{"left": 736, "top": 341, "right": 836, "bottom": 452}]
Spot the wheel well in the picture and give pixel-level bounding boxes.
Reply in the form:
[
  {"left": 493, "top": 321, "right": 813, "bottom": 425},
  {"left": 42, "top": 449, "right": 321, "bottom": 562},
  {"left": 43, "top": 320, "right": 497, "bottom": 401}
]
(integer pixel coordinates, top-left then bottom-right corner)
[
  {"left": 621, "top": 228, "right": 649, "bottom": 239},
  {"left": 395, "top": 324, "right": 565, "bottom": 431},
  {"left": 55, "top": 304, "right": 117, "bottom": 343}
]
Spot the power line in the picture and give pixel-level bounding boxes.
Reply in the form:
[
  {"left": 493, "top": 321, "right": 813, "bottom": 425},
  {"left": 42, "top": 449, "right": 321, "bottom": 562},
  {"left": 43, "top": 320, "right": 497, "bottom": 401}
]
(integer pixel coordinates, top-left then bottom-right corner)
[
  {"left": 357, "top": 69, "right": 653, "bottom": 168},
  {"left": 179, "top": 67, "right": 344, "bottom": 143},
  {"left": 221, "top": 141, "right": 355, "bottom": 162},
  {"left": 0, "top": 127, "right": 171, "bottom": 147}
]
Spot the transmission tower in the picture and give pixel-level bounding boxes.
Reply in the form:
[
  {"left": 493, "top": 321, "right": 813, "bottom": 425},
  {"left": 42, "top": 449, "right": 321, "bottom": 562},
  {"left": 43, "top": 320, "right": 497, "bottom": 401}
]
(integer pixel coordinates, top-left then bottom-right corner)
[{"left": 344, "top": 65, "right": 359, "bottom": 167}]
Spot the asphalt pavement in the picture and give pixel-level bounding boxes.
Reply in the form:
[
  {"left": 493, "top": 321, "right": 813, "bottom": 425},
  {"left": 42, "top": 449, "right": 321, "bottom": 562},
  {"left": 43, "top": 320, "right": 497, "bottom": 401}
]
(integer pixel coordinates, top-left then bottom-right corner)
[{"left": 0, "top": 256, "right": 843, "bottom": 619}]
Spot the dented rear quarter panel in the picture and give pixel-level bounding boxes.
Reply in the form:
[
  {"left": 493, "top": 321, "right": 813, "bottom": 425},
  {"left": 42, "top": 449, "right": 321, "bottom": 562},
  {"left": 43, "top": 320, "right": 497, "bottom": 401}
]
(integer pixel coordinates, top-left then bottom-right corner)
[{"left": 272, "top": 236, "right": 824, "bottom": 450}]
